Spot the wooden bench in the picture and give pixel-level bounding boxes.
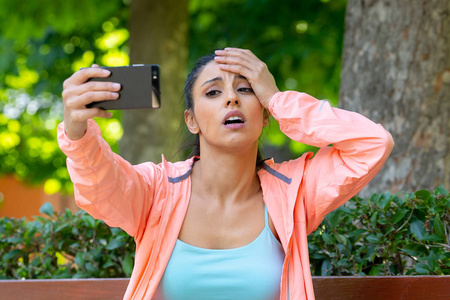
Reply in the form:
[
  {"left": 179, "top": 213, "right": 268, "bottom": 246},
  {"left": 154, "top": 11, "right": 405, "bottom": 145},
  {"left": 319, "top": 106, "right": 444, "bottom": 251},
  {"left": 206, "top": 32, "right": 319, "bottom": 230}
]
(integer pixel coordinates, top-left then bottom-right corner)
[{"left": 0, "top": 276, "right": 448, "bottom": 299}]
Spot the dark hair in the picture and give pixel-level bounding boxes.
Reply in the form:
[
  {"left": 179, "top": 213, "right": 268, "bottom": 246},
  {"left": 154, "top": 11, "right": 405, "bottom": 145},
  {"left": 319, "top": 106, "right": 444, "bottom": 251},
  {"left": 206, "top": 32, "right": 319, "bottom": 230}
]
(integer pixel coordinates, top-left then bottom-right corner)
[
  {"left": 182, "top": 52, "right": 264, "bottom": 161},
  {"left": 184, "top": 53, "right": 217, "bottom": 111}
]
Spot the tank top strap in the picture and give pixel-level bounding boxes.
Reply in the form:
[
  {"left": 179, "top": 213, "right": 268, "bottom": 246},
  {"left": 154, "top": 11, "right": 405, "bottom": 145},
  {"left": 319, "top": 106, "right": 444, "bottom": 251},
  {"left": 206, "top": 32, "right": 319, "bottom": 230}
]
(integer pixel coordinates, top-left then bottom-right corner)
[{"left": 264, "top": 204, "right": 269, "bottom": 228}]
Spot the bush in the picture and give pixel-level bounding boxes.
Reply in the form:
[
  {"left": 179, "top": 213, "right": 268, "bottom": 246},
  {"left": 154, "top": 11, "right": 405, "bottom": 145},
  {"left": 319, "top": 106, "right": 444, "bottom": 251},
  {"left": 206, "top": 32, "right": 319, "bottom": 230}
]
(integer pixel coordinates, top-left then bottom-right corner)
[
  {"left": 1, "top": 187, "right": 449, "bottom": 279},
  {"left": 0, "top": 204, "right": 135, "bottom": 279},
  {"left": 308, "top": 186, "right": 450, "bottom": 276}
]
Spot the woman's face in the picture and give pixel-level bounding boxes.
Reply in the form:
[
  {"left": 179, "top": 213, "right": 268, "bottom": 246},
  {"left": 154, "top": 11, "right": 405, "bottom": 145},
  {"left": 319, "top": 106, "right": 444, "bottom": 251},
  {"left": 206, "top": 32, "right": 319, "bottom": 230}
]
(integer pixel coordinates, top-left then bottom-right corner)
[{"left": 185, "top": 60, "right": 268, "bottom": 154}]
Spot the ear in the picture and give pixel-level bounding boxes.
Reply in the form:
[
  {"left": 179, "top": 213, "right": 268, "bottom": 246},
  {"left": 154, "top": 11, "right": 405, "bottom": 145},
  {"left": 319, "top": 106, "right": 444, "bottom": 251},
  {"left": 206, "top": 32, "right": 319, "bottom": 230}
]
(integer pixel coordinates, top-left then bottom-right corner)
[
  {"left": 262, "top": 108, "right": 270, "bottom": 127},
  {"left": 184, "top": 109, "right": 200, "bottom": 134}
]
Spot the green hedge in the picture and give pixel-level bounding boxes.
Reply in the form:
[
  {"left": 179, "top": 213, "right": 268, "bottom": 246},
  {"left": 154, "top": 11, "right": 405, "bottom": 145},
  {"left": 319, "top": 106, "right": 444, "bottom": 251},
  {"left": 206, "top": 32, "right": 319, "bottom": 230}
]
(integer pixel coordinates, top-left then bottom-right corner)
[
  {"left": 0, "top": 204, "right": 135, "bottom": 279},
  {"left": 308, "top": 186, "right": 450, "bottom": 276},
  {"left": 1, "top": 187, "right": 449, "bottom": 279}
]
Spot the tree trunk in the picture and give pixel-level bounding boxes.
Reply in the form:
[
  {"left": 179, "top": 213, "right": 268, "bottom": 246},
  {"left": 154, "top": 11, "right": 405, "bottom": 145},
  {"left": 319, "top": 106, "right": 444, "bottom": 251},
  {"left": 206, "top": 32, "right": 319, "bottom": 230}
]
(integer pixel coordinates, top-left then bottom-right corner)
[
  {"left": 122, "top": 0, "right": 188, "bottom": 164},
  {"left": 340, "top": 0, "right": 450, "bottom": 195}
]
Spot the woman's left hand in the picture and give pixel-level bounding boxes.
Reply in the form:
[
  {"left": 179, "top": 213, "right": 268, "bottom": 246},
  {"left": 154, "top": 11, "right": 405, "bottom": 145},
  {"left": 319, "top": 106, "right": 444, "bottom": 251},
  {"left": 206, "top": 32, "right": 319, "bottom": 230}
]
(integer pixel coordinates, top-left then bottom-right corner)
[{"left": 214, "top": 48, "right": 279, "bottom": 108}]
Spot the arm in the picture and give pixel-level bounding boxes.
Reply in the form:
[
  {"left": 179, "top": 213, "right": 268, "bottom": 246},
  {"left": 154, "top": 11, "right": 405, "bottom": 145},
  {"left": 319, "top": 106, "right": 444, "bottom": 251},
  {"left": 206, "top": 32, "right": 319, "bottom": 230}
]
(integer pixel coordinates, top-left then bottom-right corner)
[
  {"left": 269, "top": 91, "right": 394, "bottom": 233},
  {"left": 58, "top": 119, "right": 160, "bottom": 237},
  {"left": 58, "top": 66, "right": 157, "bottom": 237}
]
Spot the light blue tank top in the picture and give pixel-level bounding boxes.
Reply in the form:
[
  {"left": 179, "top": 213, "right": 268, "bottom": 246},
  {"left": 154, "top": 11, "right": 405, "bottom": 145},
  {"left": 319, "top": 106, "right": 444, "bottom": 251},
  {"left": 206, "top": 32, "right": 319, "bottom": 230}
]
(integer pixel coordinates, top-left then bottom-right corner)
[{"left": 154, "top": 205, "right": 285, "bottom": 300}]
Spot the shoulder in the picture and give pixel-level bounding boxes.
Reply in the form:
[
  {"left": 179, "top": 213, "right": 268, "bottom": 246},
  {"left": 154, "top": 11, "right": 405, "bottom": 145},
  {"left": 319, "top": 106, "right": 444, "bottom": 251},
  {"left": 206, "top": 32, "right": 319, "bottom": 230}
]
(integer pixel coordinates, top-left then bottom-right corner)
[
  {"left": 161, "top": 156, "right": 197, "bottom": 183},
  {"left": 129, "top": 156, "right": 195, "bottom": 187},
  {"left": 258, "top": 152, "right": 313, "bottom": 185}
]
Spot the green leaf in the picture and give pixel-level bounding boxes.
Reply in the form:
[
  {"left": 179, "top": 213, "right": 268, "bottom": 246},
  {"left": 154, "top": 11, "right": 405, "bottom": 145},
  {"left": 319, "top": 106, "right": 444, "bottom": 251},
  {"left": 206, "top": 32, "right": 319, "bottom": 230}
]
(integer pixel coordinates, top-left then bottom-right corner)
[
  {"left": 336, "top": 233, "right": 348, "bottom": 246},
  {"left": 85, "top": 262, "right": 97, "bottom": 274},
  {"left": 370, "top": 193, "right": 381, "bottom": 204},
  {"left": 415, "top": 190, "right": 431, "bottom": 201},
  {"left": 410, "top": 219, "right": 425, "bottom": 240},
  {"left": 328, "top": 210, "right": 341, "bottom": 228},
  {"left": 401, "top": 244, "right": 428, "bottom": 257},
  {"left": 370, "top": 212, "right": 378, "bottom": 227},
  {"left": 347, "top": 228, "right": 366, "bottom": 238},
  {"left": 322, "top": 232, "right": 334, "bottom": 245},
  {"left": 369, "top": 266, "right": 382, "bottom": 275},
  {"left": 106, "top": 238, "right": 125, "bottom": 250},
  {"left": 427, "top": 251, "right": 438, "bottom": 271},
  {"left": 7, "top": 237, "right": 23, "bottom": 243},
  {"left": 103, "top": 257, "right": 116, "bottom": 269},
  {"left": 420, "top": 234, "right": 444, "bottom": 242},
  {"left": 385, "top": 225, "right": 396, "bottom": 235},
  {"left": 3, "top": 249, "right": 21, "bottom": 261},
  {"left": 82, "top": 215, "right": 96, "bottom": 229},
  {"left": 434, "top": 185, "right": 448, "bottom": 196},
  {"left": 378, "top": 193, "right": 392, "bottom": 210},
  {"left": 320, "top": 259, "right": 332, "bottom": 276},
  {"left": 415, "top": 263, "right": 431, "bottom": 274},
  {"left": 74, "top": 252, "right": 84, "bottom": 268},
  {"left": 122, "top": 253, "right": 134, "bottom": 277},
  {"left": 433, "top": 214, "right": 445, "bottom": 239},
  {"left": 39, "top": 202, "right": 54, "bottom": 217},
  {"left": 366, "top": 235, "right": 380, "bottom": 243},
  {"left": 391, "top": 208, "right": 408, "bottom": 224}
]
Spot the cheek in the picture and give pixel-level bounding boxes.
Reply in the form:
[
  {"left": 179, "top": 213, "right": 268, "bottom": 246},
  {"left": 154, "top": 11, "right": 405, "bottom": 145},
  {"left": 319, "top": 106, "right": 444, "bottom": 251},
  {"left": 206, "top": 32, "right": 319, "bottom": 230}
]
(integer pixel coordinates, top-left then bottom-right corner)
[{"left": 193, "top": 105, "right": 215, "bottom": 132}]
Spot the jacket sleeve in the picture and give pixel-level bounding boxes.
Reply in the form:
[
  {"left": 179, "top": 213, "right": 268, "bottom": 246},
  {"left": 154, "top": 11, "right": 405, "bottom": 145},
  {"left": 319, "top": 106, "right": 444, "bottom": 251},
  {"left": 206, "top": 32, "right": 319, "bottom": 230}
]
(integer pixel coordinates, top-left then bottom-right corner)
[
  {"left": 269, "top": 91, "right": 394, "bottom": 234},
  {"left": 57, "top": 119, "right": 161, "bottom": 237}
]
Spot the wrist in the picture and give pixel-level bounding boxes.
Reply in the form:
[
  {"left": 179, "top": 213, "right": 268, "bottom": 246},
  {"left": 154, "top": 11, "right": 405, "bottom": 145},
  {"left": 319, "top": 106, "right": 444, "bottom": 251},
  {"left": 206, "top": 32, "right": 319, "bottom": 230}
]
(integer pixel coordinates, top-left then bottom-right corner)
[{"left": 65, "top": 123, "right": 87, "bottom": 141}]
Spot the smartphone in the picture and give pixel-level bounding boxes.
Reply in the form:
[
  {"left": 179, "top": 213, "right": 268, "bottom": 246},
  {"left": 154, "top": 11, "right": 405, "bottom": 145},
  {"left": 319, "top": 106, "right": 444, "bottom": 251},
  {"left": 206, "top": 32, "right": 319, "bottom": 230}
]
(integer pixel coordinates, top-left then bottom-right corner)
[{"left": 86, "top": 64, "right": 161, "bottom": 110}]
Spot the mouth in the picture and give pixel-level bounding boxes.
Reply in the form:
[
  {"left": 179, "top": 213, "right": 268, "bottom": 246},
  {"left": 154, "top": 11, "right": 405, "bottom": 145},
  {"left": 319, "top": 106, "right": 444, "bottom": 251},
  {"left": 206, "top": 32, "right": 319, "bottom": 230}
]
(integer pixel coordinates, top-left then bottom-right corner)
[
  {"left": 223, "top": 110, "right": 247, "bottom": 129},
  {"left": 224, "top": 116, "right": 245, "bottom": 125}
]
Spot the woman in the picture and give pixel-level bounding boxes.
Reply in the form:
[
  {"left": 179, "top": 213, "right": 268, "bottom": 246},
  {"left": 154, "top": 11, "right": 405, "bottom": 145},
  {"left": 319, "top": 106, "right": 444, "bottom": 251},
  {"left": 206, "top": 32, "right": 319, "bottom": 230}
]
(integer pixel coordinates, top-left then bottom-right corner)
[{"left": 58, "top": 48, "right": 394, "bottom": 299}]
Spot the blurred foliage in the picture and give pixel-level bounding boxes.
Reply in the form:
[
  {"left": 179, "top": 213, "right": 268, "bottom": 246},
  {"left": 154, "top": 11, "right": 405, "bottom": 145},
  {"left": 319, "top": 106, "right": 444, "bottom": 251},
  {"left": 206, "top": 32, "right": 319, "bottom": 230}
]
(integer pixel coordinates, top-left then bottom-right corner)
[
  {"left": 2, "top": 187, "right": 448, "bottom": 279},
  {"left": 0, "top": 0, "right": 346, "bottom": 193},
  {"left": 0, "top": 202, "right": 134, "bottom": 279},
  {"left": 308, "top": 186, "right": 450, "bottom": 276},
  {"left": 0, "top": 0, "right": 129, "bottom": 193}
]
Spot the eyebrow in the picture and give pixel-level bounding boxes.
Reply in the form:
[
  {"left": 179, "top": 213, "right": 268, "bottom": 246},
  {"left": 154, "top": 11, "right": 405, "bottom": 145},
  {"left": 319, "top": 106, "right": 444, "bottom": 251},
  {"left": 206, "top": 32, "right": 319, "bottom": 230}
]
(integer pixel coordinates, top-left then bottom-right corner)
[{"left": 200, "top": 75, "right": 247, "bottom": 87}]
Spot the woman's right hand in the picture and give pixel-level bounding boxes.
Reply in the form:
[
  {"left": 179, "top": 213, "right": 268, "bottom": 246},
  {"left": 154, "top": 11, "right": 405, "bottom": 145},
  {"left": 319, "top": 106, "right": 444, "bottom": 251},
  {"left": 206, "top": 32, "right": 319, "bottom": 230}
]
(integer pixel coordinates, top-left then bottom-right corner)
[{"left": 62, "top": 65, "right": 121, "bottom": 140}]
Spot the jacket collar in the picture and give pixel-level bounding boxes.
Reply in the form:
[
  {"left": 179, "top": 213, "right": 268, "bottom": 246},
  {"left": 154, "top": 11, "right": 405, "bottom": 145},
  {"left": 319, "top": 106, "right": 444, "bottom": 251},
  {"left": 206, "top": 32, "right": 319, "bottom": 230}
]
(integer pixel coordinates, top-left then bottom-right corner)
[{"left": 168, "top": 156, "right": 292, "bottom": 185}]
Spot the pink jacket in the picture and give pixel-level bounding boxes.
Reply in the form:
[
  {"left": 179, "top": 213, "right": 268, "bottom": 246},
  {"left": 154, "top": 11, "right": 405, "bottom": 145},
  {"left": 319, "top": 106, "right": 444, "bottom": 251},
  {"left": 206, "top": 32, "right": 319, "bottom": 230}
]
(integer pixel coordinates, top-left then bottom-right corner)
[{"left": 58, "top": 91, "right": 394, "bottom": 300}]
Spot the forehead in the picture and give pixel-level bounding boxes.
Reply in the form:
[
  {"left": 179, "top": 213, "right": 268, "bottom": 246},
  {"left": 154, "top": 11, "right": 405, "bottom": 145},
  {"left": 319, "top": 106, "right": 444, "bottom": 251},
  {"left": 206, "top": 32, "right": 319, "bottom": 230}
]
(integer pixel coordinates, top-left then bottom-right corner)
[{"left": 195, "top": 61, "right": 245, "bottom": 88}]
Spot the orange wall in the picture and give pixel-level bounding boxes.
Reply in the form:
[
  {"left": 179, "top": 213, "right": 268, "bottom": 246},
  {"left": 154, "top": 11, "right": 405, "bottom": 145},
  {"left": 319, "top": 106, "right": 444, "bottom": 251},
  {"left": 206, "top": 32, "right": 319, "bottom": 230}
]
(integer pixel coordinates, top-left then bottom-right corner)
[{"left": 0, "top": 175, "right": 77, "bottom": 220}]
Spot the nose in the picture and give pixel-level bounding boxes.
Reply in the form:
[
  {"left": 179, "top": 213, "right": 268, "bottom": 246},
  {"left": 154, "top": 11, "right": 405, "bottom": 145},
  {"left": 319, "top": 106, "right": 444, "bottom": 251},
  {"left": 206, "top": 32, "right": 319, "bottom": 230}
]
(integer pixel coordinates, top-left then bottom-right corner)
[{"left": 224, "top": 90, "right": 241, "bottom": 107}]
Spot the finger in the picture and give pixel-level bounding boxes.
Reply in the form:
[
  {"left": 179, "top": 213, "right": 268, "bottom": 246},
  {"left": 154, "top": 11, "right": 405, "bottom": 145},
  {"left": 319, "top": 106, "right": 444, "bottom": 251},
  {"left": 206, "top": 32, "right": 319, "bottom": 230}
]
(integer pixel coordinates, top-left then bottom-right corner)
[
  {"left": 216, "top": 57, "right": 266, "bottom": 82},
  {"left": 63, "top": 81, "right": 120, "bottom": 102},
  {"left": 66, "top": 91, "right": 119, "bottom": 108},
  {"left": 76, "top": 80, "right": 122, "bottom": 96},
  {"left": 217, "top": 63, "right": 253, "bottom": 78},
  {"left": 214, "top": 48, "right": 262, "bottom": 73},
  {"left": 71, "top": 107, "right": 113, "bottom": 123},
  {"left": 214, "top": 54, "right": 252, "bottom": 66},
  {"left": 216, "top": 48, "right": 258, "bottom": 61},
  {"left": 64, "top": 67, "right": 112, "bottom": 88},
  {"left": 79, "top": 91, "right": 119, "bottom": 107}
]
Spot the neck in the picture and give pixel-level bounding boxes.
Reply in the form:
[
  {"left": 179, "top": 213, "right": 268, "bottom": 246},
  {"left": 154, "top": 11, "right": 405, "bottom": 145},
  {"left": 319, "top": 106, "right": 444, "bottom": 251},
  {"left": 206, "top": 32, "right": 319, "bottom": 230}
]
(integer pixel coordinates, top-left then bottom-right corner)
[{"left": 191, "top": 144, "right": 261, "bottom": 205}]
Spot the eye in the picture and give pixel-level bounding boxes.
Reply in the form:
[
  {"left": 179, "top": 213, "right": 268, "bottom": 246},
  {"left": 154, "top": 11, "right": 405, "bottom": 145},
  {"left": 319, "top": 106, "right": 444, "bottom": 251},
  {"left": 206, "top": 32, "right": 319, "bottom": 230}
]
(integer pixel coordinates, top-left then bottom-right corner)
[
  {"left": 238, "top": 87, "right": 254, "bottom": 93},
  {"left": 205, "top": 90, "right": 221, "bottom": 98}
]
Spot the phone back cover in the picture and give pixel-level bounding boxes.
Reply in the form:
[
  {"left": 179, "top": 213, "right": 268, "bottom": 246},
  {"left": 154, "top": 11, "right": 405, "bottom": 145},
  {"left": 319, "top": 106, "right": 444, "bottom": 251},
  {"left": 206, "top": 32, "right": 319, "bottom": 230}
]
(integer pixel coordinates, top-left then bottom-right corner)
[{"left": 87, "top": 65, "right": 160, "bottom": 110}]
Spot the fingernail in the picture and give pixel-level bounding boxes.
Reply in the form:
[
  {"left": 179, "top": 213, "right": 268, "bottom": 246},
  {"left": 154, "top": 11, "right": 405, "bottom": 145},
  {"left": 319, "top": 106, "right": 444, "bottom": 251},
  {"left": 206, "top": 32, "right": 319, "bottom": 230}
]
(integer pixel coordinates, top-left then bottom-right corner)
[
  {"left": 113, "top": 83, "right": 121, "bottom": 89},
  {"left": 102, "top": 69, "right": 111, "bottom": 76},
  {"left": 107, "top": 112, "right": 113, "bottom": 118},
  {"left": 215, "top": 49, "right": 224, "bottom": 54},
  {"left": 112, "top": 92, "right": 119, "bottom": 98}
]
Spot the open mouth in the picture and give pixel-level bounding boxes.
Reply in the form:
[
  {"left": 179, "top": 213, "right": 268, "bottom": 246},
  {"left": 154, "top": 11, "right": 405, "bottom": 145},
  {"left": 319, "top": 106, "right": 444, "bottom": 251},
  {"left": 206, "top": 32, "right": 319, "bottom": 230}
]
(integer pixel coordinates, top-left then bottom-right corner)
[{"left": 224, "top": 116, "right": 245, "bottom": 125}]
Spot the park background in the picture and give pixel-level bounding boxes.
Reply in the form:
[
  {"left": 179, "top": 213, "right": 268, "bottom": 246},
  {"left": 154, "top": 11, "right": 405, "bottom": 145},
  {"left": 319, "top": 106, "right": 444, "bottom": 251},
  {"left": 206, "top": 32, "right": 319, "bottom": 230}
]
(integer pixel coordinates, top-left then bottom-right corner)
[{"left": 0, "top": 0, "right": 449, "bottom": 279}]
